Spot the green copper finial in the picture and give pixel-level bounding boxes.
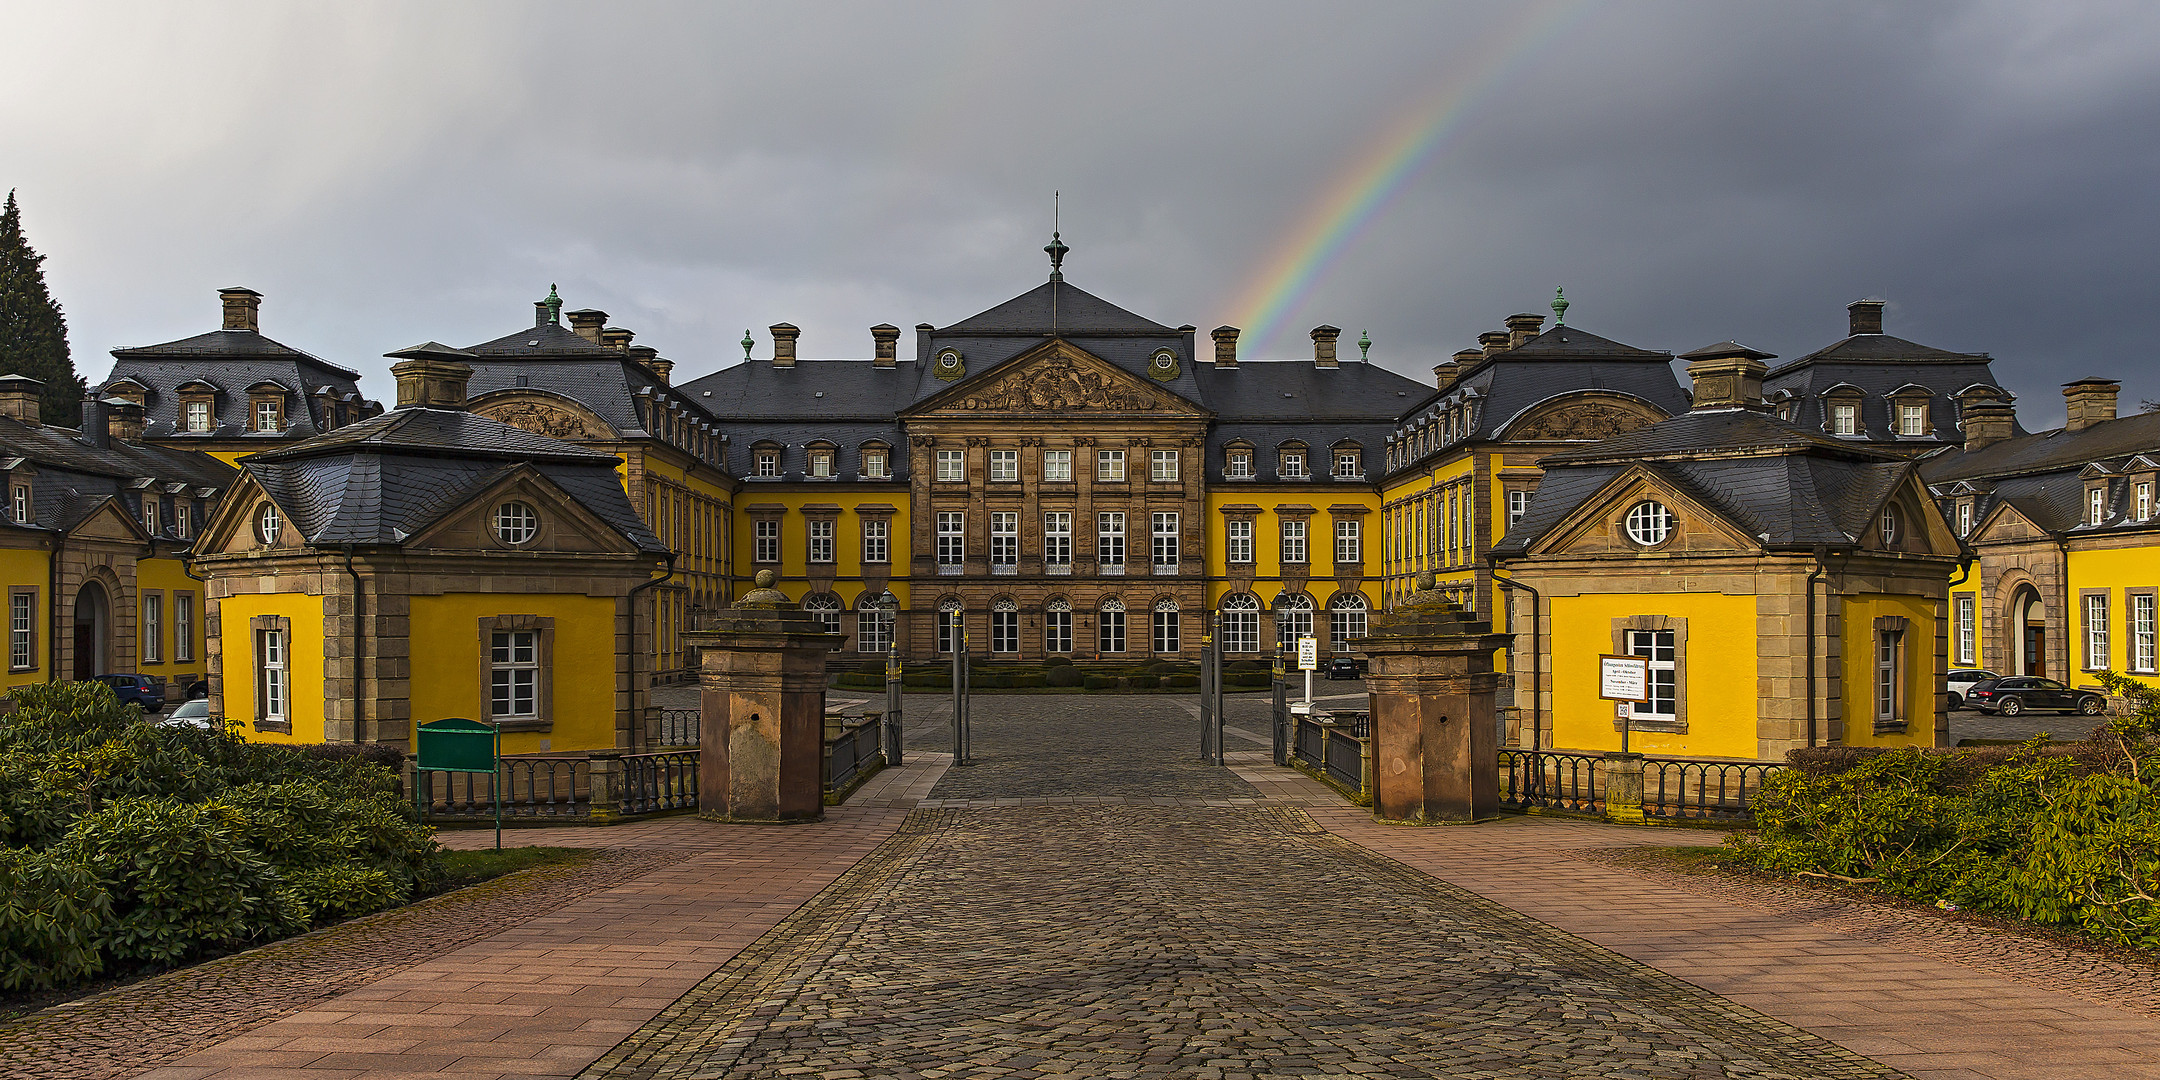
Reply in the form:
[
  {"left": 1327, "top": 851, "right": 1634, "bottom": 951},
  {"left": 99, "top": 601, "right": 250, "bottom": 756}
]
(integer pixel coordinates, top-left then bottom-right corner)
[
  {"left": 543, "top": 283, "right": 563, "bottom": 325},
  {"left": 1045, "top": 230, "right": 1068, "bottom": 282},
  {"left": 1358, "top": 329, "right": 1372, "bottom": 361},
  {"left": 741, "top": 329, "right": 754, "bottom": 361},
  {"left": 1551, "top": 286, "right": 1568, "bottom": 325}
]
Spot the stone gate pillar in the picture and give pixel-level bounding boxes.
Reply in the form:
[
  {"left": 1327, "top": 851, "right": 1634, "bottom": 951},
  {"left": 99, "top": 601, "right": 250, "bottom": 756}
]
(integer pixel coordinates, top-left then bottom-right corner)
[
  {"left": 1362, "top": 574, "right": 1511, "bottom": 823},
  {"left": 682, "top": 571, "right": 832, "bottom": 822}
]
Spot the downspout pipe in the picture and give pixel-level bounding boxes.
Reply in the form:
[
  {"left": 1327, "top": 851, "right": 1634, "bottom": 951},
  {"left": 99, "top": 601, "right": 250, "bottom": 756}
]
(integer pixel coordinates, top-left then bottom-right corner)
[
  {"left": 47, "top": 532, "right": 62, "bottom": 682},
  {"left": 1487, "top": 559, "right": 1542, "bottom": 753},
  {"left": 342, "top": 546, "right": 365, "bottom": 745},
  {"left": 1805, "top": 545, "right": 1830, "bottom": 748},
  {"left": 625, "top": 553, "right": 677, "bottom": 751}
]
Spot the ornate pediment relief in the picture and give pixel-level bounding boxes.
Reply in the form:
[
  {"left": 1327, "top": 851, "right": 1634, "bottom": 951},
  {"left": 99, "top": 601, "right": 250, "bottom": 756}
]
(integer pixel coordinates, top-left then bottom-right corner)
[
  {"left": 1502, "top": 394, "right": 1665, "bottom": 443},
  {"left": 473, "top": 395, "right": 617, "bottom": 442},
  {"left": 915, "top": 343, "right": 1203, "bottom": 417}
]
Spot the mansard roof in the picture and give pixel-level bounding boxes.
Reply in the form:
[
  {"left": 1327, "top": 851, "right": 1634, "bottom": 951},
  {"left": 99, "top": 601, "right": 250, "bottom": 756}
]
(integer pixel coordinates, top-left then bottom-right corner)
[
  {"left": 1922, "top": 410, "right": 2160, "bottom": 484},
  {"left": 0, "top": 413, "right": 235, "bottom": 534},
  {"left": 104, "top": 327, "right": 375, "bottom": 439},
  {"left": 937, "top": 280, "right": 1175, "bottom": 336}
]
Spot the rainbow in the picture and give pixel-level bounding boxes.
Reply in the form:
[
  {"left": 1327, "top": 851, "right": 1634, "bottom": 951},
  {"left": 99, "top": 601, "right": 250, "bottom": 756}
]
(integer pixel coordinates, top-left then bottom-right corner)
[{"left": 1225, "top": 0, "right": 1595, "bottom": 356}]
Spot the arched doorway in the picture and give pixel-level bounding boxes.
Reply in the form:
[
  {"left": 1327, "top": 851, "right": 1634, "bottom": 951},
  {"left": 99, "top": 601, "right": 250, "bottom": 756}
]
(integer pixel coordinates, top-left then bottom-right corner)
[
  {"left": 72, "top": 581, "right": 108, "bottom": 681},
  {"left": 2010, "top": 586, "right": 2046, "bottom": 677}
]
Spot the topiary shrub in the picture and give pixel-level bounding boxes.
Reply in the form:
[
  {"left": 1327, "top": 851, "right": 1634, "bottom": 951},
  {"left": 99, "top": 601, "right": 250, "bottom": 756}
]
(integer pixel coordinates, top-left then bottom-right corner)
[
  {"left": 1042, "top": 656, "right": 1074, "bottom": 669},
  {"left": 1082, "top": 675, "right": 1117, "bottom": 690},
  {"left": 1130, "top": 675, "right": 1161, "bottom": 689},
  {"left": 1225, "top": 672, "right": 1272, "bottom": 688},
  {"left": 1045, "top": 666, "right": 1084, "bottom": 688},
  {"left": 1162, "top": 675, "right": 1200, "bottom": 689}
]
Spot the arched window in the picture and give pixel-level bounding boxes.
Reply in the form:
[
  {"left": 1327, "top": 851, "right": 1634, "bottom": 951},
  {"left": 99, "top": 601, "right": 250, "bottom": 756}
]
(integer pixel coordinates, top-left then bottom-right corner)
[
  {"left": 1220, "top": 593, "right": 1261, "bottom": 654},
  {"left": 1152, "top": 598, "right": 1181, "bottom": 654},
  {"left": 1276, "top": 592, "right": 1315, "bottom": 647},
  {"left": 1044, "top": 597, "right": 1073, "bottom": 653},
  {"left": 937, "top": 598, "right": 963, "bottom": 654},
  {"left": 1098, "top": 597, "right": 1127, "bottom": 654},
  {"left": 1329, "top": 594, "right": 1368, "bottom": 651},
  {"left": 1624, "top": 500, "right": 1673, "bottom": 546},
  {"left": 855, "top": 591, "right": 895, "bottom": 654},
  {"left": 804, "top": 593, "right": 842, "bottom": 648},
  {"left": 991, "top": 596, "right": 1019, "bottom": 653}
]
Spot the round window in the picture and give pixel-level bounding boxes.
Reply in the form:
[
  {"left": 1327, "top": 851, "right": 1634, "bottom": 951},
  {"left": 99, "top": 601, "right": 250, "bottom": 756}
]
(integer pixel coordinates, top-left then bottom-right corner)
[
  {"left": 257, "top": 504, "right": 281, "bottom": 545},
  {"left": 1623, "top": 500, "right": 1673, "bottom": 546},
  {"left": 1880, "top": 505, "right": 1898, "bottom": 545},
  {"left": 495, "top": 501, "right": 539, "bottom": 545}
]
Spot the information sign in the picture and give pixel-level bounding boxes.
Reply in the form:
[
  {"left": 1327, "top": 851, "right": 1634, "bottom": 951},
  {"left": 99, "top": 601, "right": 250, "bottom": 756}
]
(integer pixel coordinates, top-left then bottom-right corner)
[
  {"left": 1297, "top": 636, "right": 1319, "bottom": 671},
  {"left": 1598, "top": 654, "right": 1651, "bottom": 703}
]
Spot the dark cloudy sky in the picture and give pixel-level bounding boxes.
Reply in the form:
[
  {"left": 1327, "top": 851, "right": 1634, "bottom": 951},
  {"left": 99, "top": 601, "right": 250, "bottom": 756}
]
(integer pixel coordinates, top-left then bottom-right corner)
[{"left": 8, "top": 1, "right": 2157, "bottom": 428}]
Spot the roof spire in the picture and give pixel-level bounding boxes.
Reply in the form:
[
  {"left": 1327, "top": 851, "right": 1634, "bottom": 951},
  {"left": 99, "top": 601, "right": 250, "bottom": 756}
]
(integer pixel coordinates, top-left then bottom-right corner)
[
  {"left": 1358, "top": 329, "right": 1372, "bottom": 361},
  {"left": 1045, "top": 191, "right": 1068, "bottom": 282},
  {"left": 543, "top": 283, "right": 563, "bottom": 326},
  {"left": 741, "top": 329, "right": 754, "bottom": 362},
  {"left": 1551, "top": 286, "right": 1568, "bottom": 325}
]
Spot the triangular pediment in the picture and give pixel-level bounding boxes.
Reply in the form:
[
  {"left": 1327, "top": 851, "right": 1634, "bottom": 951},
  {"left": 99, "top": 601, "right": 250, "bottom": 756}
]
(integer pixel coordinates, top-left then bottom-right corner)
[
  {"left": 405, "top": 466, "right": 638, "bottom": 555},
  {"left": 903, "top": 339, "right": 1208, "bottom": 418},
  {"left": 1528, "top": 465, "right": 1759, "bottom": 557},
  {"left": 66, "top": 498, "right": 150, "bottom": 543},
  {"left": 1972, "top": 499, "right": 2044, "bottom": 543},
  {"left": 199, "top": 476, "right": 306, "bottom": 555}
]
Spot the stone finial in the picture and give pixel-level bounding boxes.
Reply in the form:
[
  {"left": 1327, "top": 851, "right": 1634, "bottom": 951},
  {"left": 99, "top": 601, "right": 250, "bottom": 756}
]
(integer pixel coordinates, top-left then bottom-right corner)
[
  {"left": 1551, "top": 287, "right": 1568, "bottom": 325},
  {"left": 737, "top": 568, "right": 793, "bottom": 609},
  {"left": 1398, "top": 570, "right": 1457, "bottom": 611}
]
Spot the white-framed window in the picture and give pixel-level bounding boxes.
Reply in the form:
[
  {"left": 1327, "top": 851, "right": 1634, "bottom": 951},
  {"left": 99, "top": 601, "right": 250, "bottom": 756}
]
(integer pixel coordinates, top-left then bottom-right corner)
[
  {"left": 1280, "top": 450, "right": 1307, "bottom": 478},
  {"left": 1280, "top": 520, "right": 1307, "bottom": 564},
  {"left": 936, "top": 512, "right": 965, "bottom": 572},
  {"left": 755, "top": 448, "right": 780, "bottom": 477},
  {"left": 174, "top": 592, "right": 194, "bottom": 662},
  {"left": 1880, "top": 505, "right": 1899, "bottom": 546},
  {"left": 141, "top": 496, "right": 159, "bottom": 535},
  {"left": 1044, "top": 597, "right": 1073, "bottom": 653},
  {"left": 754, "top": 519, "right": 781, "bottom": 563},
  {"left": 990, "top": 512, "right": 1018, "bottom": 573},
  {"left": 2089, "top": 487, "right": 2107, "bottom": 526},
  {"left": 1098, "top": 598, "right": 1127, "bottom": 653},
  {"left": 1277, "top": 592, "right": 1314, "bottom": 646},
  {"left": 490, "top": 630, "right": 540, "bottom": 720},
  {"left": 257, "top": 504, "right": 281, "bottom": 545},
  {"left": 9, "top": 484, "right": 26, "bottom": 524},
  {"left": 495, "top": 501, "right": 539, "bottom": 545},
  {"left": 1097, "top": 512, "right": 1126, "bottom": 572},
  {"left": 1508, "top": 490, "right": 1529, "bottom": 528},
  {"left": 1624, "top": 501, "right": 1672, "bottom": 546},
  {"left": 856, "top": 594, "right": 894, "bottom": 654},
  {"left": 937, "top": 599, "right": 962, "bottom": 653},
  {"left": 1335, "top": 520, "right": 1360, "bottom": 564},
  {"left": 937, "top": 449, "right": 965, "bottom": 482},
  {"left": 1329, "top": 593, "right": 1367, "bottom": 651},
  {"left": 1151, "top": 512, "right": 1179, "bottom": 573},
  {"left": 1043, "top": 512, "right": 1072, "bottom": 572},
  {"left": 990, "top": 449, "right": 1019, "bottom": 483},
  {"left": 1152, "top": 599, "right": 1180, "bottom": 654},
  {"left": 807, "top": 519, "right": 835, "bottom": 564},
  {"left": 184, "top": 401, "right": 212, "bottom": 432},
  {"left": 1830, "top": 402, "right": 1858, "bottom": 436},
  {"left": 804, "top": 593, "right": 842, "bottom": 642},
  {"left": 2132, "top": 593, "right": 2157, "bottom": 673},
  {"left": 1042, "top": 450, "right": 1072, "bottom": 482},
  {"left": 1898, "top": 402, "right": 1927, "bottom": 436},
  {"left": 1875, "top": 628, "right": 1902, "bottom": 722},
  {"left": 7, "top": 590, "right": 31, "bottom": 671},
  {"left": 1958, "top": 501, "right": 1972, "bottom": 536},
  {"left": 862, "top": 447, "right": 890, "bottom": 479},
  {"left": 1334, "top": 450, "right": 1361, "bottom": 478},
  {"left": 2087, "top": 593, "right": 2111, "bottom": 670},
  {"left": 2137, "top": 481, "right": 2154, "bottom": 522},
  {"left": 174, "top": 503, "right": 190, "bottom": 540},
  {"left": 1150, "top": 450, "right": 1179, "bottom": 482},
  {"left": 256, "top": 626, "right": 288, "bottom": 724},
  {"left": 1627, "top": 629, "right": 1677, "bottom": 718},
  {"left": 1956, "top": 594, "right": 1976, "bottom": 666},
  {"left": 862, "top": 519, "right": 889, "bottom": 564},
  {"left": 1225, "top": 450, "right": 1254, "bottom": 479},
  {"left": 254, "top": 399, "right": 281, "bottom": 433},
  {"left": 1097, "top": 449, "right": 1127, "bottom": 482},
  {"left": 1226, "top": 519, "right": 1253, "bottom": 564},
  {"left": 141, "top": 592, "right": 161, "bottom": 663},
  {"left": 807, "top": 447, "right": 835, "bottom": 478},
  {"left": 985, "top": 598, "right": 1017, "bottom": 654},
  {"left": 1220, "top": 593, "right": 1260, "bottom": 653}
]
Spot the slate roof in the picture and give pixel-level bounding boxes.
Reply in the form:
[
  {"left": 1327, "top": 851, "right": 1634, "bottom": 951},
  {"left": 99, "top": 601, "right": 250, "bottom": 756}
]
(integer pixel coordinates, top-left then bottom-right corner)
[
  {"left": 1921, "top": 410, "right": 2160, "bottom": 536},
  {"left": 938, "top": 280, "right": 1174, "bottom": 335},
  {"left": 1761, "top": 331, "right": 2021, "bottom": 446},
  {"left": 1921, "top": 410, "right": 2160, "bottom": 483},
  {"left": 0, "top": 414, "right": 234, "bottom": 537},
  {"left": 907, "top": 278, "right": 1202, "bottom": 405},
  {"left": 105, "top": 329, "right": 377, "bottom": 440},
  {"left": 241, "top": 406, "right": 665, "bottom": 553},
  {"left": 456, "top": 317, "right": 726, "bottom": 439}
]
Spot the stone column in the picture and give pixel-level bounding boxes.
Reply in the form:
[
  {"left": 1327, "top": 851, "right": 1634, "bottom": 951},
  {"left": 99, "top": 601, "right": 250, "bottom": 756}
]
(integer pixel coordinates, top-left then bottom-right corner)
[
  {"left": 683, "top": 571, "right": 834, "bottom": 822},
  {"left": 1361, "top": 575, "right": 1510, "bottom": 823}
]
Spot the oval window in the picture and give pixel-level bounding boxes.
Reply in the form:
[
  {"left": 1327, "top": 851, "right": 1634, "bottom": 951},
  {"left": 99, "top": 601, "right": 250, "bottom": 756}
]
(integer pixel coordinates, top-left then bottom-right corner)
[
  {"left": 1880, "top": 505, "right": 1898, "bottom": 545},
  {"left": 495, "top": 501, "right": 539, "bottom": 545},
  {"left": 1624, "top": 500, "right": 1673, "bottom": 546},
  {"left": 257, "top": 504, "right": 281, "bottom": 545}
]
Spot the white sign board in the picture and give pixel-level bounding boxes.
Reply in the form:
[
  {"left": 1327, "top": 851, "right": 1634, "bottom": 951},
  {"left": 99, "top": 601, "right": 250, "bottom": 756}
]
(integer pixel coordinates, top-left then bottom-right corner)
[
  {"left": 1599, "top": 654, "right": 1651, "bottom": 703},
  {"left": 1297, "top": 636, "right": 1319, "bottom": 671}
]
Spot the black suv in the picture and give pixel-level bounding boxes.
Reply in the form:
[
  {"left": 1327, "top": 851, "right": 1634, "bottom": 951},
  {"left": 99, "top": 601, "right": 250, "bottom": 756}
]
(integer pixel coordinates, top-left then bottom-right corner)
[
  {"left": 1325, "top": 657, "right": 1364, "bottom": 680},
  {"left": 90, "top": 673, "right": 165, "bottom": 713},
  {"left": 1965, "top": 677, "right": 2108, "bottom": 717}
]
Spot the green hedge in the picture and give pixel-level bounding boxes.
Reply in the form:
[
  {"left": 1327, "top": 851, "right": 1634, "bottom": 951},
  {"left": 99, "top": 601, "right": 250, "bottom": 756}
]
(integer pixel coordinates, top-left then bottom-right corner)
[
  {"left": 1225, "top": 672, "right": 1272, "bottom": 688},
  {"left": 0, "top": 682, "right": 439, "bottom": 990},
  {"left": 1730, "top": 673, "right": 2160, "bottom": 948},
  {"left": 1162, "top": 675, "right": 1200, "bottom": 689},
  {"left": 1045, "top": 666, "right": 1084, "bottom": 688}
]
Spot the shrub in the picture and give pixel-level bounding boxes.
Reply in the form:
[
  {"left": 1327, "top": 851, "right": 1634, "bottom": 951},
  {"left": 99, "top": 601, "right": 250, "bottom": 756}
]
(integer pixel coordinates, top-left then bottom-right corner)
[
  {"left": 1045, "top": 666, "right": 1084, "bottom": 688},
  {"left": 1083, "top": 675, "right": 1117, "bottom": 690},
  {"left": 1225, "top": 672, "right": 1272, "bottom": 688},
  {"left": 834, "top": 672, "right": 884, "bottom": 689},
  {"left": 1162, "top": 675, "right": 1200, "bottom": 689},
  {"left": 1042, "top": 656, "right": 1074, "bottom": 669},
  {"left": 1130, "top": 675, "right": 1161, "bottom": 689},
  {"left": 0, "top": 848, "right": 108, "bottom": 990}
]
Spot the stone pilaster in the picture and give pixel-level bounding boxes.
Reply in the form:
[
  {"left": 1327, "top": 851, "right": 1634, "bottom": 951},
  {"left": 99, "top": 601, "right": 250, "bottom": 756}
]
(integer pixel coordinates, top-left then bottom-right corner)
[
  {"left": 1361, "top": 584, "right": 1510, "bottom": 823},
  {"left": 685, "top": 574, "right": 833, "bottom": 822}
]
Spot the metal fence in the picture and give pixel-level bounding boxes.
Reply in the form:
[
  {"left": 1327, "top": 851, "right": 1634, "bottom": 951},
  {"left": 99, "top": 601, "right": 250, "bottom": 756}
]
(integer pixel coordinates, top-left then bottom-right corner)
[
  {"left": 415, "top": 750, "right": 699, "bottom": 821},
  {"left": 825, "top": 716, "right": 885, "bottom": 795},
  {"left": 1498, "top": 750, "right": 1603, "bottom": 814},
  {"left": 1292, "top": 710, "right": 1370, "bottom": 795},
  {"left": 1498, "top": 750, "right": 1784, "bottom": 820},
  {"left": 656, "top": 708, "right": 700, "bottom": 748}
]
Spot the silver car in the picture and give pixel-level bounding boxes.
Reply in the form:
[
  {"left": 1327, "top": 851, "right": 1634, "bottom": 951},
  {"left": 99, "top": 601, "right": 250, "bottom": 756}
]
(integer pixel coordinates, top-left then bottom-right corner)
[{"left": 1946, "top": 668, "right": 1998, "bottom": 711}]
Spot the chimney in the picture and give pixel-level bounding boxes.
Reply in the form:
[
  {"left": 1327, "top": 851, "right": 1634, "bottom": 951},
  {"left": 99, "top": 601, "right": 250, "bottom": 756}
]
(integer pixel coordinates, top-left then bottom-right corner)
[
  {"left": 219, "top": 287, "right": 262, "bottom": 332},
  {"left": 1504, "top": 312, "right": 1546, "bottom": 348},
  {"left": 2063, "top": 377, "right": 2120, "bottom": 433},
  {"left": 599, "top": 326, "right": 635, "bottom": 352},
  {"left": 0, "top": 373, "right": 42, "bottom": 424},
  {"left": 1310, "top": 325, "right": 1341, "bottom": 368},
  {"left": 1848, "top": 298, "right": 1885, "bottom": 336},
  {"left": 871, "top": 324, "right": 900, "bottom": 368},
  {"left": 386, "top": 343, "right": 477, "bottom": 410},
  {"left": 628, "top": 345, "right": 671, "bottom": 382},
  {"left": 566, "top": 308, "right": 608, "bottom": 344},
  {"left": 106, "top": 398, "right": 145, "bottom": 444},
  {"left": 1677, "top": 340, "right": 1777, "bottom": 412},
  {"left": 79, "top": 395, "right": 108, "bottom": 448},
  {"left": 1479, "top": 331, "right": 1512, "bottom": 358},
  {"left": 1961, "top": 399, "right": 2017, "bottom": 450},
  {"left": 771, "top": 323, "right": 800, "bottom": 369},
  {"left": 1212, "top": 325, "right": 1240, "bottom": 369}
]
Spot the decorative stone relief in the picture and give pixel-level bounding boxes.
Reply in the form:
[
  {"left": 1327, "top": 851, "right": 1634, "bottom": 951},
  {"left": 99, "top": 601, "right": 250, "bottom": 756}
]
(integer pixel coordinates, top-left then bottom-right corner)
[
  {"left": 959, "top": 358, "right": 1154, "bottom": 412},
  {"left": 1510, "top": 401, "right": 1659, "bottom": 442},
  {"left": 482, "top": 401, "right": 610, "bottom": 441}
]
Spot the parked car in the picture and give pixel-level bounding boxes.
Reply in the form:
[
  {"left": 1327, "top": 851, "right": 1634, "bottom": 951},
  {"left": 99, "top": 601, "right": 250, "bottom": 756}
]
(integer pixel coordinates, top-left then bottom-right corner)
[
  {"left": 1325, "top": 657, "right": 1363, "bottom": 680},
  {"left": 1945, "top": 668, "right": 1999, "bottom": 711},
  {"left": 184, "top": 678, "right": 209, "bottom": 700},
  {"left": 1964, "top": 676, "right": 2108, "bottom": 717},
  {"left": 157, "top": 697, "right": 219, "bottom": 732},
  {"left": 90, "top": 673, "right": 164, "bottom": 714}
]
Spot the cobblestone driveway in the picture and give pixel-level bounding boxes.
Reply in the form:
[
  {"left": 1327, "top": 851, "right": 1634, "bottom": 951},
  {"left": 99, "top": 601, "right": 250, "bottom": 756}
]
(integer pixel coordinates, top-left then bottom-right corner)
[{"left": 585, "top": 697, "right": 1902, "bottom": 1079}]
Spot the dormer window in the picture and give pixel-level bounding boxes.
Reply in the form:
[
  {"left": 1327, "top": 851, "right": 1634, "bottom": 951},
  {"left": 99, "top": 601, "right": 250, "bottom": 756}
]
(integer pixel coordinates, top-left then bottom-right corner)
[
  {"left": 10, "top": 482, "right": 29, "bottom": 525},
  {"left": 183, "top": 401, "right": 212, "bottom": 432},
  {"left": 257, "top": 504, "right": 281, "bottom": 545},
  {"left": 2138, "top": 480, "right": 2154, "bottom": 523},
  {"left": 1333, "top": 447, "right": 1362, "bottom": 479},
  {"left": 1226, "top": 448, "right": 1254, "bottom": 479},
  {"left": 1280, "top": 447, "right": 1308, "bottom": 479},
  {"left": 807, "top": 445, "right": 836, "bottom": 479},
  {"left": 861, "top": 446, "right": 890, "bottom": 479},
  {"left": 1957, "top": 500, "right": 1972, "bottom": 537},
  {"left": 754, "top": 445, "right": 781, "bottom": 478},
  {"left": 141, "top": 496, "right": 160, "bottom": 535},
  {"left": 2089, "top": 486, "right": 2107, "bottom": 526},
  {"left": 1831, "top": 402, "right": 1858, "bottom": 436},
  {"left": 1880, "top": 505, "right": 1899, "bottom": 545},
  {"left": 1897, "top": 402, "right": 1927, "bottom": 437},
  {"left": 253, "top": 398, "right": 282, "bottom": 433}
]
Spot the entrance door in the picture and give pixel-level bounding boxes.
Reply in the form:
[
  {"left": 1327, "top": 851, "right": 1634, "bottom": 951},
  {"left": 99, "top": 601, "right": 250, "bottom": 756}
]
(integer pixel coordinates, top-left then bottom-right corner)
[
  {"left": 72, "top": 581, "right": 108, "bottom": 680},
  {"left": 2024, "top": 626, "right": 2045, "bottom": 680},
  {"left": 72, "top": 623, "right": 94, "bottom": 680}
]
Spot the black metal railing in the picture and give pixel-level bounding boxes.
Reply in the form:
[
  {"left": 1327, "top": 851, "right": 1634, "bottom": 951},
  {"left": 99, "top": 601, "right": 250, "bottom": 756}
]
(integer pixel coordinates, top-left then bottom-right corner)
[
  {"left": 619, "top": 750, "right": 699, "bottom": 815},
  {"left": 656, "top": 708, "right": 700, "bottom": 747},
  {"left": 414, "top": 749, "right": 701, "bottom": 821},
  {"left": 1643, "top": 758, "right": 1782, "bottom": 821},
  {"left": 1323, "top": 727, "right": 1364, "bottom": 790},
  {"left": 1292, "top": 710, "right": 1369, "bottom": 795},
  {"left": 1498, "top": 750, "right": 1603, "bottom": 814},
  {"left": 825, "top": 717, "right": 884, "bottom": 794}
]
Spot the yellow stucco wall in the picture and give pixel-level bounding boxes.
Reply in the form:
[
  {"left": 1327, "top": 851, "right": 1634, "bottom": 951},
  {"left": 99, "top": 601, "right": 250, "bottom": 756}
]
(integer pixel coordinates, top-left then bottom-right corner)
[
  {"left": 1547, "top": 590, "right": 1761, "bottom": 759},
  {"left": 1838, "top": 593, "right": 1942, "bottom": 748},
  {"left": 408, "top": 592, "right": 621, "bottom": 755},
  {"left": 1202, "top": 488, "right": 1385, "bottom": 617},
  {"left": 135, "top": 556, "right": 207, "bottom": 690},
  {"left": 1, "top": 546, "right": 50, "bottom": 693},
  {"left": 2068, "top": 545, "right": 2160, "bottom": 691},
  {"left": 217, "top": 591, "right": 328, "bottom": 744}
]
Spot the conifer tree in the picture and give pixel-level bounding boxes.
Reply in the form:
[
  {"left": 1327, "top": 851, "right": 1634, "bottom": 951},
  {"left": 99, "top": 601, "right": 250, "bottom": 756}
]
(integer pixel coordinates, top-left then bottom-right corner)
[{"left": 0, "top": 190, "right": 85, "bottom": 424}]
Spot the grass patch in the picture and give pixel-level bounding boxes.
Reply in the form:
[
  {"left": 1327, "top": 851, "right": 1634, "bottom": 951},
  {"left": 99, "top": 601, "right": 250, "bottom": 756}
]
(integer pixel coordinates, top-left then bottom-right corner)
[{"left": 431, "top": 846, "right": 593, "bottom": 894}]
